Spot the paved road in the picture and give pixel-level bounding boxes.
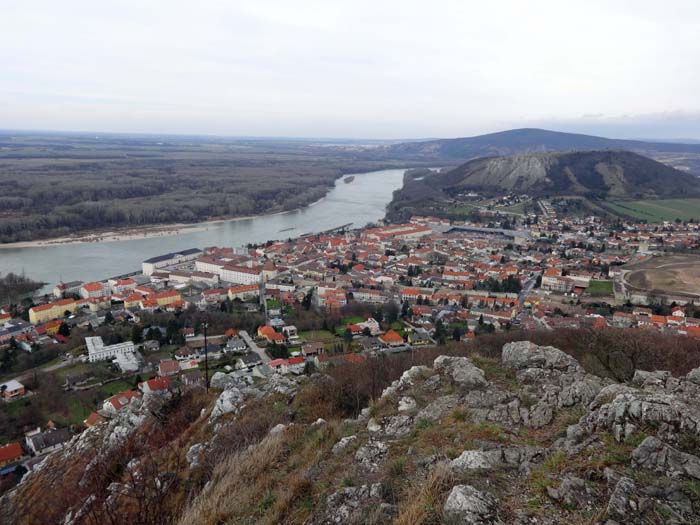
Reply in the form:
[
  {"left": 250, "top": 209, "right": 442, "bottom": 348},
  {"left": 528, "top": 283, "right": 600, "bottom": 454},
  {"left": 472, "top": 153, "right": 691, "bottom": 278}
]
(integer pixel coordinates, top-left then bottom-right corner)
[{"left": 239, "top": 330, "right": 270, "bottom": 363}]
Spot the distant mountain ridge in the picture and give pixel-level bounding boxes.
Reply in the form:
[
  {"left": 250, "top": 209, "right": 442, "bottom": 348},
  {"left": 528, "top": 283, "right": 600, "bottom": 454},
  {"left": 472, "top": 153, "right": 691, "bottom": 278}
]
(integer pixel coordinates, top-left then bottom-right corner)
[
  {"left": 434, "top": 150, "right": 700, "bottom": 198},
  {"left": 382, "top": 128, "right": 700, "bottom": 160}
]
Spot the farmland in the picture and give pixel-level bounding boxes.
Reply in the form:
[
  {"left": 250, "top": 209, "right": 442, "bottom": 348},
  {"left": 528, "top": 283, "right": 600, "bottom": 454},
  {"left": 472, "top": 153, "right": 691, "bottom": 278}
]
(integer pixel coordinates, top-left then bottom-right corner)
[{"left": 606, "top": 198, "right": 700, "bottom": 222}]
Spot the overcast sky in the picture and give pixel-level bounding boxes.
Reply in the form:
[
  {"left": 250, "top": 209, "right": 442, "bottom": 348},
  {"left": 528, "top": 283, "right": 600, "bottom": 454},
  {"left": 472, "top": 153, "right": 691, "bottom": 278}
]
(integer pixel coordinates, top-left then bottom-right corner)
[{"left": 2, "top": 0, "right": 700, "bottom": 140}]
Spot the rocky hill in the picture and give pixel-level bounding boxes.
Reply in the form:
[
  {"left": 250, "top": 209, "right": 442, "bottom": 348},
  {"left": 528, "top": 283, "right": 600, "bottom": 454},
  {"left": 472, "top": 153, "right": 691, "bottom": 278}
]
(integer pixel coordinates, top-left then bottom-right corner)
[
  {"left": 431, "top": 150, "right": 700, "bottom": 199},
  {"left": 381, "top": 128, "right": 700, "bottom": 161},
  {"left": 6, "top": 340, "right": 700, "bottom": 524}
]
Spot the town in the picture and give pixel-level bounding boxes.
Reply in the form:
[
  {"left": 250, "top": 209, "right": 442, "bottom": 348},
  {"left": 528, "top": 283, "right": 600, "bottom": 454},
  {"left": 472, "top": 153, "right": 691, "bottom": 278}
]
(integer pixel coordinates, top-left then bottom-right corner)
[{"left": 1, "top": 209, "right": 700, "bottom": 490}]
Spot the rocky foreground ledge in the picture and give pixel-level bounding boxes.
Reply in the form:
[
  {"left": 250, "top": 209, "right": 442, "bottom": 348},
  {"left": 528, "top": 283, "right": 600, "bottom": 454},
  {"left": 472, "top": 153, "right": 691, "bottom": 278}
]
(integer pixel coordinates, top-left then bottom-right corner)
[{"left": 7, "top": 341, "right": 700, "bottom": 524}]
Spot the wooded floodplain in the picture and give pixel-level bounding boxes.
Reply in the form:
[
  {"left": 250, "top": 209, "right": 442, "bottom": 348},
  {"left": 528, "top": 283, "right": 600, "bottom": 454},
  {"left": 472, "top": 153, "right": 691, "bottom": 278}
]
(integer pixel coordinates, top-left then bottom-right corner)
[{"left": 0, "top": 132, "right": 415, "bottom": 243}]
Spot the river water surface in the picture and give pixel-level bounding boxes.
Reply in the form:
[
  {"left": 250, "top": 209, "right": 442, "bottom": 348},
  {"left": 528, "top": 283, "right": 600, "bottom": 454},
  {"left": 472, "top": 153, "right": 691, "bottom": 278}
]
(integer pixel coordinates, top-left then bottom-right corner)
[{"left": 0, "top": 168, "right": 406, "bottom": 289}]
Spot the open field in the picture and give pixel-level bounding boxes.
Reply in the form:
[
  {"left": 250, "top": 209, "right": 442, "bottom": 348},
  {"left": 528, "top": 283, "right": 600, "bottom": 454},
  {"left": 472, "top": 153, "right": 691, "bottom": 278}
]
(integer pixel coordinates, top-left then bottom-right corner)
[
  {"left": 623, "top": 255, "right": 700, "bottom": 298},
  {"left": 587, "top": 280, "right": 614, "bottom": 296},
  {"left": 606, "top": 198, "right": 700, "bottom": 222}
]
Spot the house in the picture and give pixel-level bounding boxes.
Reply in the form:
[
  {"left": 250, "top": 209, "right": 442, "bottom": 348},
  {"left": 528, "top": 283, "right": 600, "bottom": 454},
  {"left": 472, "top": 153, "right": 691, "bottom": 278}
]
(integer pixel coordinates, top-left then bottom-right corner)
[
  {"left": 138, "top": 376, "right": 172, "bottom": 393},
  {"left": 80, "top": 281, "right": 106, "bottom": 299},
  {"left": 379, "top": 329, "right": 405, "bottom": 347},
  {"left": 268, "top": 358, "right": 289, "bottom": 374},
  {"left": 258, "top": 325, "right": 286, "bottom": 344},
  {"left": 157, "top": 360, "right": 181, "bottom": 377},
  {"left": 103, "top": 390, "right": 142, "bottom": 415},
  {"left": 181, "top": 370, "right": 204, "bottom": 386},
  {"left": 25, "top": 428, "right": 71, "bottom": 456},
  {"left": 287, "top": 355, "right": 306, "bottom": 374},
  {"left": 0, "top": 442, "right": 23, "bottom": 467},
  {"left": 407, "top": 329, "right": 432, "bottom": 346},
  {"left": 302, "top": 341, "right": 324, "bottom": 357},
  {"left": 236, "top": 353, "right": 263, "bottom": 370},
  {"left": 175, "top": 347, "right": 200, "bottom": 361},
  {"left": 1, "top": 380, "right": 25, "bottom": 399},
  {"left": 281, "top": 325, "right": 299, "bottom": 340},
  {"left": 84, "top": 412, "right": 106, "bottom": 427},
  {"left": 225, "top": 336, "right": 247, "bottom": 354}
]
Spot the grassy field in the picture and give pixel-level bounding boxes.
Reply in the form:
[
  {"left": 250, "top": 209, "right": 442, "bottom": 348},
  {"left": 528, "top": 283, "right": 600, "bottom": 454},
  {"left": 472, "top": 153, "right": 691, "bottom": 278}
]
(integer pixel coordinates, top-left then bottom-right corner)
[
  {"left": 587, "top": 280, "right": 614, "bottom": 296},
  {"left": 606, "top": 198, "right": 700, "bottom": 222},
  {"left": 448, "top": 204, "right": 476, "bottom": 217},
  {"left": 298, "top": 330, "right": 337, "bottom": 343}
]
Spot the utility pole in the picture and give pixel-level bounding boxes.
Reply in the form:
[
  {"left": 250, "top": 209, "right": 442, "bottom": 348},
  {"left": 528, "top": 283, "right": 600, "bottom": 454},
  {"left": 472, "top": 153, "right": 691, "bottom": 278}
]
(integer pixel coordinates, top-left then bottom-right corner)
[{"left": 203, "top": 321, "right": 209, "bottom": 392}]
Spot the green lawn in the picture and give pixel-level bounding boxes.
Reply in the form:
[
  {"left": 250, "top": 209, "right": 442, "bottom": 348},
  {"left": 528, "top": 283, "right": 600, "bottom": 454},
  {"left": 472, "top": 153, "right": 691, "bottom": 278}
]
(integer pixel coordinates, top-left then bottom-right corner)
[
  {"left": 499, "top": 202, "right": 526, "bottom": 214},
  {"left": 606, "top": 199, "right": 700, "bottom": 222},
  {"left": 100, "top": 379, "right": 135, "bottom": 395},
  {"left": 587, "top": 280, "right": 614, "bottom": 296},
  {"left": 449, "top": 204, "right": 476, "bottom": 217},
  {"left": 298, "top": 330, "right": 337, "bottom": 343}
]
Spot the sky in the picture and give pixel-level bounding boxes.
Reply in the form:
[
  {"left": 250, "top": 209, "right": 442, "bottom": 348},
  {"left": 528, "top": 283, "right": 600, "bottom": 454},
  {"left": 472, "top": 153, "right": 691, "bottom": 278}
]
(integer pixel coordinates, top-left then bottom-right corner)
[{"left": 2, "top": 0, "right": 700, "bottom": 140}]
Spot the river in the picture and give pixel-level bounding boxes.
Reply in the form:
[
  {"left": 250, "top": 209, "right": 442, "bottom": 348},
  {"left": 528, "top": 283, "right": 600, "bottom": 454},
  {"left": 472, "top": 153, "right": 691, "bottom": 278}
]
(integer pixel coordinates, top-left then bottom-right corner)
[{"left": 0, "top": 168, "right": 407, "bottom": 290}]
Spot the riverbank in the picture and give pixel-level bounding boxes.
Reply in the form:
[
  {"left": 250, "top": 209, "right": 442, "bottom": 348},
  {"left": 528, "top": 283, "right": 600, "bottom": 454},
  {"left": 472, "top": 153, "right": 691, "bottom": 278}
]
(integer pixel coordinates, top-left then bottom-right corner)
[{"left": 0, "top": 209, "right": 310, "bottom": 249}]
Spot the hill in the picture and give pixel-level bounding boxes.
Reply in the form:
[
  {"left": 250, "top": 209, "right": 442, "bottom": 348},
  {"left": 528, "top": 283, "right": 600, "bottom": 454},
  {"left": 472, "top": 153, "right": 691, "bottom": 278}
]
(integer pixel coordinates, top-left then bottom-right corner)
[
  {"left": 6, "top": 331, "right": 700, "bottom": 524},
  {"left": 436, "top": 150, "right": 699, "bottom": 198},
  {"left": 387, "top": 150, "right": 700, "bottom": 221},
  {"left": 381, "top": 128, "right": 700, "bottom": 162}
]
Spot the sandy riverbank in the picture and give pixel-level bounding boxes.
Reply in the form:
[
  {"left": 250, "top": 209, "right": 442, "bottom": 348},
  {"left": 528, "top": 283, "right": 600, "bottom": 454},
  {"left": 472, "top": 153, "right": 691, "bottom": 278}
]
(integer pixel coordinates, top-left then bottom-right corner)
[
  {"left": 0, "top": 215, "right": 267, "bottom": 249},
  {"left": 0, "top": 206, "right": 314, "bottom": 249}
]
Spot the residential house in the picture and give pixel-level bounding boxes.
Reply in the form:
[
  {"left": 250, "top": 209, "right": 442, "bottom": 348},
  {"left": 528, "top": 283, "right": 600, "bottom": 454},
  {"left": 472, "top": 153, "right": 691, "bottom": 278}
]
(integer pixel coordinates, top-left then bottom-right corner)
[
  {"left": 1, "top": 380, "right": 25, "bottom": 399},
  {"left": 0, "top": 442, "right": 23, "bottom": 467},
  {"left": 103, "top": 390, "right": 142, "bottom": 415},
  {"left": 157, "top": 360, "right": 181, "bottom": 377},
  {"left": 25, "top": 428, "right": 71, "bottom": 456},
  {"left": 236, "top": 353, "right": 263, "bottom": 370},
  {"left": 138, "top": 376, "right": 172, "bottom": 394}
]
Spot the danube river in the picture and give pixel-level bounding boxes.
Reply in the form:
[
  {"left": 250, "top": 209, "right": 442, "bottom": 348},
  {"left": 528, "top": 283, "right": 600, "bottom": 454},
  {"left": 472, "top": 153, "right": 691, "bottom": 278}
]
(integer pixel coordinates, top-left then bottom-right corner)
[{"left": 0, "top": 168, "right": 407, "bottom": 290}]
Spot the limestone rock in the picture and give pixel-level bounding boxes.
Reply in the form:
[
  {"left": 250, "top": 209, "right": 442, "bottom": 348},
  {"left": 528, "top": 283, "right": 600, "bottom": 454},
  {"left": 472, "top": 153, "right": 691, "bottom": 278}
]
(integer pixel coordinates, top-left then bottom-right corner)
[
  {"left": 354, "top": 440, "right": 388, "bottom": 471},
  {"left": 443, "top": 485, "right": 500, "bottom": 524},
  {"left": 632, "top": 436, "right": 700, "bottom": 479},
  {"left": 322, "top": 483, "right": 383, "bottom": 524},
  {"left": 331, "top": 435, "right": 357, "bottom": 455},
  {"left": 209, "top": 387, "right": 244, "bottom": 421},
  {"left": 434, "top": 355, "right": 488, "bottom": 389},
  {"left": 606, "top": 476, "right": 636, "bottom": 521},
  {"left": 398, "top": 396, "right": 417, "bottom": 412}
]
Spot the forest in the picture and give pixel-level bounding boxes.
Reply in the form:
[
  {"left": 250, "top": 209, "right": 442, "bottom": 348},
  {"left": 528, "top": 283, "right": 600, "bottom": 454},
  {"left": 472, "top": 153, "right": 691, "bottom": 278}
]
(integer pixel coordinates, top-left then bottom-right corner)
[{"left": 0, "top": 133, "right": 417, "bottom": 243}]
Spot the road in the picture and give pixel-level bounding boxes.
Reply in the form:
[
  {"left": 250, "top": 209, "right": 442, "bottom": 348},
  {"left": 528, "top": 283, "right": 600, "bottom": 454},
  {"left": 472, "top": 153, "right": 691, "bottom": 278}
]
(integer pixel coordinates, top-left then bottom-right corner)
[
  {"left": 3, "top": 356, "right": 77, "bottom": 386},
  {"left": 239, "top": 330, "right": 271, "bottom": 364}
]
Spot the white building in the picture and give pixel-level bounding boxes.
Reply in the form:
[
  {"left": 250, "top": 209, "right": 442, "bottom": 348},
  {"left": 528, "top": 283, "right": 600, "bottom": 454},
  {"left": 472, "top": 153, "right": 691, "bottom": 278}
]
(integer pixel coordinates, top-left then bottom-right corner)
[
  {"left": 220, "top": 265, "right": 262, "bottom": 285},
  {"left": 142, "top": 248, "right": 202, "bottom": 276},
  {"left": 85, "top": 336, "right": 136, "bottom": 363}
]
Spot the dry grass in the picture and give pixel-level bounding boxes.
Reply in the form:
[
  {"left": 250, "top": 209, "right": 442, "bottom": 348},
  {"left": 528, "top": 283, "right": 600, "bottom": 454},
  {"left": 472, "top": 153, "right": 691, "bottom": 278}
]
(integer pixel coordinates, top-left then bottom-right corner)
[
  {"left": 178, "top": 433, "right": 286, "bottom": 525},
  {"left": 395, "top": 462, "right": 454, "bottom": 525}
]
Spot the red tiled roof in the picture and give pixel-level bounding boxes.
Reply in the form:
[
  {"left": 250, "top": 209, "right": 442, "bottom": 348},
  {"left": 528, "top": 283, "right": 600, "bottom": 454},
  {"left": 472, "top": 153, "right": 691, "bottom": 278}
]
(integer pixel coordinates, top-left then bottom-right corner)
[{"left": 0, "top": 442, "right": 23, "bottom": 463}]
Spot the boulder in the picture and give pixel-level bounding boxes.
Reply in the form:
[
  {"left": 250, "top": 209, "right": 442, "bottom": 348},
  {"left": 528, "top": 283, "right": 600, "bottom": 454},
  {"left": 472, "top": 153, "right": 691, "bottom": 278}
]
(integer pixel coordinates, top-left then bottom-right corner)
[
  {"left": 398, "top": 396, "right": 417, "bottom": 412},
  {"left": 354, "top": 440, "right": 388, "bottom": 471},
  {"left": 433, "top": 356, "right": 487, "bottom": 389},
  {"left": 451, "top": 446, "right": 545, "bottom": 473},
  {"left": 186, "top": 443, "right": 206, "bottom": 469},
  {"left": 417, "top": 395, "right": 461, "bottom": 422},
  {"left": 323, "top": 483, "right": 383, "bottom": 524},
  {"left": 502, "top": 341, "right": 582, "bottom": 374},
  {"left": 546, "top": 476, "right": 586, "bottom": 508},
  {"left": 443, "top": 485, "right": 500, "bottom": 524},
  {"left": 632, "top": 436, "right": 700, "bottom": 479},
  {"left": 209, "top": 371, "right": 238, "bottom": 390},
  {"left": 331, "top": 435, "right": 357, "bottom": 455},
  {"left": 606, "top": 476, "right": 636, "bottom": 521},
  {"left": 209, "top": 387, "right": 244, "bottom": 421}
]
